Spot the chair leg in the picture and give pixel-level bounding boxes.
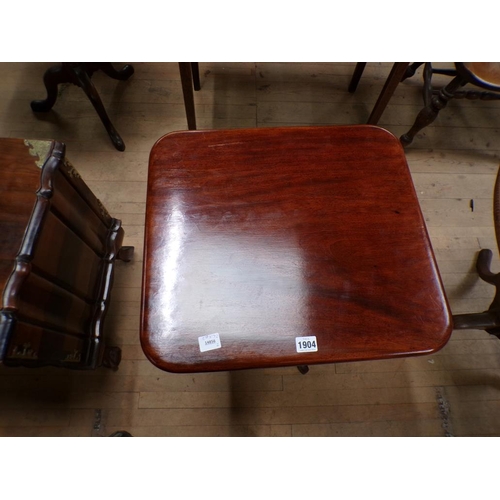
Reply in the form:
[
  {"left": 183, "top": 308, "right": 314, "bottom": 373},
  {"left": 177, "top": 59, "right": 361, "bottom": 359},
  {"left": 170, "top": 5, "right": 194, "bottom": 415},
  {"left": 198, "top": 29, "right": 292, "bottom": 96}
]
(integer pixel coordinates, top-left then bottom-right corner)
[
  {"left": 102, "top": 345, "right": 122, "bottom": 370},
  {"left": 422, "top": 62, "right": 434, "bottom": 107},
  {"left": 71, "top": 65, "right": 126, "bottom": 151},
  {"left": 117, "top": 245, "right": 135, "bottom": 262},
  {"left": 476, "top": 249, "right": 498, "bottom": 284},
  {"left": 400, "top": 75, "right": 465, "bottom": 147},
  {"left": 179, "top": 62, "right": 197, "bottom": 130},
  {"left": 452, "top": 165, "right": 500, "bottom": 337},
  {"left": 452, "top": 311, "right": 500, "bottom": 331},
  {"left": 348, "top": 63, "right": 366, "bottom": 93},
  {"left": 191, "top": 62, "right": 201, "bottom": 91},
  {"left": 476, "top": 249, "right": 500, "bottom": 312},
  {"left": 452, "top": 249, "right": 500, "bottom": 336},
  {"left": 31, "top": 63, "right": 130, "bottom": 151},
  {"left": 367, "top": 63, "right": 409, "bottom": 125}
]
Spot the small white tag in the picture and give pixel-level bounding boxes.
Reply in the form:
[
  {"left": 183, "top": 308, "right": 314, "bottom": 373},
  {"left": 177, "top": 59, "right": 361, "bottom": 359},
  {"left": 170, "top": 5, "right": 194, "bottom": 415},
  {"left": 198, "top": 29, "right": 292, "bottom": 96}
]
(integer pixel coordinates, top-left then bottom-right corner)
[
  {"left": 295, "top": 336, "right": 318, "bottom": 353},
  {"left": 198, "top": 333, "right": 222, "bottom": 352}
]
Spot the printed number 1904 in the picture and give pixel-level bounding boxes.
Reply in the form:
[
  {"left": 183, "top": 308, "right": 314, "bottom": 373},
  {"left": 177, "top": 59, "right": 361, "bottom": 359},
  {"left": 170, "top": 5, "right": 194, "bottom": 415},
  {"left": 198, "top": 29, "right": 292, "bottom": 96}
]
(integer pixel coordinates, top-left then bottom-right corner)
[{"left": 295, "top": 336, "right": 318, "bottom": 353}]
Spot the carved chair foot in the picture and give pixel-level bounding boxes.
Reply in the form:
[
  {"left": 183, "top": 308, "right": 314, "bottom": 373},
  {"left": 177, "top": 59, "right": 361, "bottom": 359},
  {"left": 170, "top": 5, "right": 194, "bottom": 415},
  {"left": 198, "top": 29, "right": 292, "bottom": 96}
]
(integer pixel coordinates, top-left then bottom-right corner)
[
  {"left": 106, "top": 124, "right": 125, "bottom": 152},
  {"left": 297, "top": 365, "right": 309, "bottom": 375},
  {"left": 400, "top": 133, "right": 413, "bottom": 147},
  {"left": 31, "top": 65, "right": 67, "bottom": 112},
  {"left": 102, "top": 346, "right": 122, "bottom": 370},
  {"left": 117, "top": 246, "right": 135, "bottom": 262},
  {"left": 476, "top": 249, "right": 497, "bottom": 284},
  {"left": 31, "top": 99, "right": 54, "bottom": 113}
]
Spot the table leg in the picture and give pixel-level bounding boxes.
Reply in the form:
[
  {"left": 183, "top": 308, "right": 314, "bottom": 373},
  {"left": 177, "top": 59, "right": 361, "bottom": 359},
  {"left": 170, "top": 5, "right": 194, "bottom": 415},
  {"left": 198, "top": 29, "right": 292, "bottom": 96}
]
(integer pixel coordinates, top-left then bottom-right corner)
[
  {"left": 99, "top": 63, "right": 135, "bottom": 81},
  {"left": 367, "top": 62, "right": 409, "bottom": 125},
  {"left": 117, "top": 245, "right": 135, "bottom": 262},
  {"left": 31, "top": 63, "right": 130, "bottom": 152},
  {"left": 31, "top": 65, "right": 67, "bottom": 112},
  {"left": 71, "top": 64, "right": 126, "bottom": 151}
]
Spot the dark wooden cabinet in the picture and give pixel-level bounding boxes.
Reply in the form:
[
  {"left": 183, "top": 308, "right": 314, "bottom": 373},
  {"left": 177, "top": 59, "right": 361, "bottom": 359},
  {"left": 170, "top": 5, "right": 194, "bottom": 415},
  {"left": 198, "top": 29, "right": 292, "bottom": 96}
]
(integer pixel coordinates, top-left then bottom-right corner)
[{"left": 0, "top": 138, "right": 133, "bottom": 369}]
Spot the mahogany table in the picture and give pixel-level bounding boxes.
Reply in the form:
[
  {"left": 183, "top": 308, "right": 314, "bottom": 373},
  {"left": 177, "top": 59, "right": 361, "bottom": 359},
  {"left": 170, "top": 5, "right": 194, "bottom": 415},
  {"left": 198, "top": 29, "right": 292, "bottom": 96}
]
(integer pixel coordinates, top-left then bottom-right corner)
[{"left": 141, "top": 125, "right": 452, "bottom": 373}]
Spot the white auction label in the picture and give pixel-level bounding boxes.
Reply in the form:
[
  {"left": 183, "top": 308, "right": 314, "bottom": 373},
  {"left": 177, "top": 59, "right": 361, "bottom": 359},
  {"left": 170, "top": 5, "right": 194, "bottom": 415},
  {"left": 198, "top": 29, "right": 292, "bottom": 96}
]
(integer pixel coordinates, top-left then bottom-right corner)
[
  {"left": 198, "top": 333, "right": 222, "bottom": 352},
  {"left": 295, "top": 336, "right": 318, "bottom": 353}
]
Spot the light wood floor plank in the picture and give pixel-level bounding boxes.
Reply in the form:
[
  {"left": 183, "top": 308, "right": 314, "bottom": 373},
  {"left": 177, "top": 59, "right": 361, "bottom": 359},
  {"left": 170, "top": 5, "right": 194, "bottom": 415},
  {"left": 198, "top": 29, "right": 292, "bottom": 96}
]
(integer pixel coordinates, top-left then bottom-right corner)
[{"left": 103, "top": 424, "right": 292, "bottom": 437}]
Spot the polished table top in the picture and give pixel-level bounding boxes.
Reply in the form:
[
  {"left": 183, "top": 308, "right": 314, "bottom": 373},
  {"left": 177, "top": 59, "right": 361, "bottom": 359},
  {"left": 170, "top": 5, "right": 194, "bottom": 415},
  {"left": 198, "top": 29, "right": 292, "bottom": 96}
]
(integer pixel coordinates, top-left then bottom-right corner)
[{"left": 141, "top": 125, "right": 452, "bottom": 373}]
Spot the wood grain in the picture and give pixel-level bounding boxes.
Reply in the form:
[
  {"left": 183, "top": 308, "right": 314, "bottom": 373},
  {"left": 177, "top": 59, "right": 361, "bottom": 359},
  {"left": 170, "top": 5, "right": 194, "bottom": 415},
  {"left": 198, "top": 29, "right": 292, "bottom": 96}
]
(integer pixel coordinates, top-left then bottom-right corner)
[
  {"left": 0, "top": 138, "right": 127, "bottom": 369},
  {"left": 142, "top": 126, "right": 451, "bottom": 372}
]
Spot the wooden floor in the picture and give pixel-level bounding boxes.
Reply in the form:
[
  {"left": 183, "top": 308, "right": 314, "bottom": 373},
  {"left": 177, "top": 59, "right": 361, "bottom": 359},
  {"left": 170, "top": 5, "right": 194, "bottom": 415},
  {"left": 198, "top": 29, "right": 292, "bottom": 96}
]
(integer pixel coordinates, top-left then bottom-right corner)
[{"left": 1, "top": 62, "right": 500, "bottom": 437}]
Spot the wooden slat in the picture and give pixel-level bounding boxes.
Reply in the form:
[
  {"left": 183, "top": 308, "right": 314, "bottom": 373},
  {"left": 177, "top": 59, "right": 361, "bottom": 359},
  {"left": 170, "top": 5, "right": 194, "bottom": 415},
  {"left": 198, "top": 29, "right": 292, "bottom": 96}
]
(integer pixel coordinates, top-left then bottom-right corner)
[
  {"left": 291, "top": 420, "right": 444, "bottom": 437},
  {"left": 69, "top": 402, "right": 440, "bottom": 428},
  {"left": 0, "top": 426, "right": 92, "bottom": 437},
  {"left": 0, "top": 409, "right": 71, "bottom": 427},
  {"left": 0, "top": 390, "right": 139, "bottom": 409},
  {"left": 103, "top": 425, "right": 292, "bottom": 437}
]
